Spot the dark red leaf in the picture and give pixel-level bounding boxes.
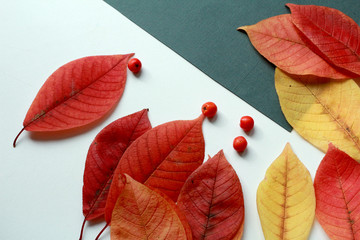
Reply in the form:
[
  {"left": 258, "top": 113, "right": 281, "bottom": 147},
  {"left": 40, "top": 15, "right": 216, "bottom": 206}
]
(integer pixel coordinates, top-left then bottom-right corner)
[
  {"left": 314, "top": 143, "right": 360, "bottom": 239},
  {"left": 177, "top": 150, "right": 245, "bottom": 240},
  {"left": 14, "top": 54, "right": 134, "bottom": 147},
  {"left": 79, "top": 109, "right": 151, "bottom": 239},
  {"left": 104, "top": 115, "right": 205, "bottom": 224},
  {"left": 287, "top": 4, "right": 360, "bottom": 76}
]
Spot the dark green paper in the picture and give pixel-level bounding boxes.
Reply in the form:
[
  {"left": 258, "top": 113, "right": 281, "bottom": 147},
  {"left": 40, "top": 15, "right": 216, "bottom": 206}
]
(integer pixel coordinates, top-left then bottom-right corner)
[{"left": 105, "top": 0, "right": 360, "bottom": 131}]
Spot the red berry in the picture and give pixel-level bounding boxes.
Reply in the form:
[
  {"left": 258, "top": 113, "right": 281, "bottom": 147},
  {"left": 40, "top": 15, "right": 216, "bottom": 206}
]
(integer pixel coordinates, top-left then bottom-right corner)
[
  {"left": 201, "top": 102, "right": 217, "bottom": 118},
  {"left": 233, "top": 136, "right": 247, "bottom": 152},
  {"left": 128, "top": 58, "right": 142, "bottom": 73},
  {"left": 240, "top": 116, "right": 254, "bottom": 132}
]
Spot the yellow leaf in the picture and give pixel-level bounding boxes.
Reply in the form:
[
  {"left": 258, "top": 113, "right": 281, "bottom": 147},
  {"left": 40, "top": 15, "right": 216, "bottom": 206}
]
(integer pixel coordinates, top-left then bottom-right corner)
[
  {"left": 257, "top": 143, "right": 315, "bottom": 240},
  {"left": 275, "top": 68, "right": 360, "bottom": 161}
]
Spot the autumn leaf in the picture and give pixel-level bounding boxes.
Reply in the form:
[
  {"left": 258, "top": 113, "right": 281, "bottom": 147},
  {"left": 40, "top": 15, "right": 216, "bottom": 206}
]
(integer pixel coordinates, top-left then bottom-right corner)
[
  {"left": 177, "top": 150, "right": 244, "bottom": 240},
  {"left": 257, "top": 143, "right": 315, "bottom": 239},
  {"left": 287, "top": 4, "right": 360, "bottom": 77},
  {"left": 231, "top": 225, "right": 244, "bottom": 240},
  {"left": 79, "top": 109, "right": 151, "bottom": 240},
  {"left": 314, "top": 143, "right": 360, "bottom": 239},
  {"left": 110, "top": 174, "right": 188, "bottom": 240},
  {"left": 238, "top": 14, "right": 349, "bottom": 79},
  {"left": 275, "top": 68, "right": 360, "bottom": 161},
  {"left": 150, "top": 188, "right": 193, "bottom": 240},
  {"left": 105, "top": 115, "right": 205, "bottom": 224},
  {"left": 14, "top": 54, "right": 133, "bottom": 147}
]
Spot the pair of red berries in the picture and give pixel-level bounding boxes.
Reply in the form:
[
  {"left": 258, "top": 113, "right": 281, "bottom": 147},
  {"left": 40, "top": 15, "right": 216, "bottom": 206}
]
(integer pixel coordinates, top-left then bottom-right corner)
[
  {"left": 233, "top": 116, "right": 254, "bottom": 152},
  {"left": 201, "top": 102, "right": 254, "bottom": 153}
]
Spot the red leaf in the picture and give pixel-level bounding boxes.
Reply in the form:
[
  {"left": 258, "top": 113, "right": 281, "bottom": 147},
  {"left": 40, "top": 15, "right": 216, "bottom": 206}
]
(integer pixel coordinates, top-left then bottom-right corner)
[
  {"left": 14, "top": 54, "right": 133, "bottom": 147},
  {"left": 314, "top": 143, "right": 360, "bottom": 239},
  {"left": 110, "top": 174, "right": 188, "bottom": 240},
  {"left": 177, "top": 150, "right": 245, "bottom": 240},
  {"left": 105, "top": 115, "right": 205, "bottom": 223},
  {"left": 287, "top": 4, "right": 360, "bottom": 76},
  {"left": 80, "top": 109, "right": 151, "bottom": 237},
  {"left": 238, "top": 14, "right": 349, "bottom": 79}
]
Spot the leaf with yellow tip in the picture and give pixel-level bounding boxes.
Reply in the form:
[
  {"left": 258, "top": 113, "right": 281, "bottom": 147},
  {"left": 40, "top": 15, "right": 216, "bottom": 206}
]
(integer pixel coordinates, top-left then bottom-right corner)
[
  {"left": 257, "top": 143, "right": 315, "bottom": 240},
  {"left": 275, "top": 68, "right": 360, "bottom": 161}
]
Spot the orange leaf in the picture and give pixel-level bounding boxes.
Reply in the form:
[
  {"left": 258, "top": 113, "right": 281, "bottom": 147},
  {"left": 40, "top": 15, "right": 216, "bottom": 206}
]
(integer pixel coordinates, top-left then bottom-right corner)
[
  {"left": 110, "top": 174, "right": 187, "bottom": 240},
  {"left": 105, "top": 115, "right": 205, "bottom": 223},
  {"left": 177, "top": 150, "right": 244, "bottom": 240},
  {"left": 239, "top": 14, "right": 349, "bottom": 79},
  {"left": 14, "top": 54, "right": 133, "bottom": 147},
  {"left": 150, "top": 188, "right": 193, "bottom": 240},
  {"left": 288, "top": 4, "right": 360, "bottom": 77},
  {"left": 314, "top": 143, "right": 360, "bottom": 239}
]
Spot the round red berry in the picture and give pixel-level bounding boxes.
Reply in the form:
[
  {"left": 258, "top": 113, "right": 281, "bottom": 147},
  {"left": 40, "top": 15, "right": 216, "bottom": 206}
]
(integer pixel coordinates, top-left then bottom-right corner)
[
  {"left": 240, "top": 116, "right": 254, "bottom": 132},
  {"left": 201, "top": 102, "right": 217, "bottom": 118},
  {"left": 128, "top": 58, "right": 142, "bottom": 73},
  {"left": 233, "top": 136, "right": 247, "bottom": 152}
]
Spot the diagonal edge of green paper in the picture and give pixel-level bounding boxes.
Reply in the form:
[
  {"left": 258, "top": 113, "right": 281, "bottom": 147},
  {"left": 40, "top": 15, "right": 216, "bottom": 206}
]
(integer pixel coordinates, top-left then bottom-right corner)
[{"left": 104, "top": 0, "right": 360, "bottom": 132}]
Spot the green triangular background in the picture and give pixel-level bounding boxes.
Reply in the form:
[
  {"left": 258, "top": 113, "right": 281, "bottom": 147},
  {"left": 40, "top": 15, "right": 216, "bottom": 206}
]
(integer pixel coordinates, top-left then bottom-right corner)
[{"left": 105, "top": 0, "right": 360, "bottom": 131}]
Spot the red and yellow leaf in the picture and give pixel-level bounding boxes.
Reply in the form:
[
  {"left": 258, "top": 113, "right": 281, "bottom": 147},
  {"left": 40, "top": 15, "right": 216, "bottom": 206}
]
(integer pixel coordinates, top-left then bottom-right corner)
[
  {"left": 314, "top": 143, "right": 360, "bottom": 239},
  {"left": 275, "top": 68, "right": 360, "bottom": 161},
  {"left": 177, "top": 150, "right": 245, "bottom": 240},
  {"left": 111, "top": 174, "right": 187, "bottom": 240},
  {"left": 288, "top": 4, "right": 360, "bottom": 76},
  {"left": 14, "top": 54, "right": 133, "bottom": 146},
  {"left": 238, "top": 14, "right": 349, "bottom": 79},
  {"left": 105, "top": 115, "right": 205, "bottom": 223},
  {"left": 79, "top": 109, "right": 151, "bottom": 239}
]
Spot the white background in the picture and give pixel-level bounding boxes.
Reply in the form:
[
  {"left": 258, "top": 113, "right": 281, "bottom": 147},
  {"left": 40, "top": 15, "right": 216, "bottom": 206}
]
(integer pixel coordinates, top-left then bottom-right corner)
[{"left": 0, "top": 0, "right": 328, "bottom": 239}]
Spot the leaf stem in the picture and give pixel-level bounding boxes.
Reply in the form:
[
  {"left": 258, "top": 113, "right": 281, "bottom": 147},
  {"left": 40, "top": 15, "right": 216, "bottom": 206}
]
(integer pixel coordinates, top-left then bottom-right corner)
[
  {"left": 95, "top": 222, "right": 109, "bottom": 240},
  {"left": 13, "top": 127, "right": 25, "bottom": 148},
  {"left": 79, "top": 217, "right": 86, "bottom": 240}
]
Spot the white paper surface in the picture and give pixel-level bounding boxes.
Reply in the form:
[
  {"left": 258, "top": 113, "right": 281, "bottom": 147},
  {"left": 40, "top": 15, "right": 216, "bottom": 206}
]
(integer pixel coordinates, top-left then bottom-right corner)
[{"left": 0, "top": 0, "right": 329, "bottom": 239}]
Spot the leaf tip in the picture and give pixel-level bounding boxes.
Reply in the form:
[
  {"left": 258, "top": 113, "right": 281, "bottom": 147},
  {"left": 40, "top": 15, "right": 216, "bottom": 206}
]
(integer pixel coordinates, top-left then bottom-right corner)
[
  {"left": 280, "top": 142, "right": 293, "bottom": 156},
  {"left": 328, "top": 142, "right": 336, "bottom": 150},
  {"left": 326, "top": 143, "right": 344, "bottom": 157},
  {"left": 237, "top": 26, "right": 247, "bottom": 32},
  {"left": 285, "top": 3, "right": 296, "bottom": 10},
  {"left": 284, "top": 142, "right": 292, "bottom": 150},
  {"left": 210, "top": 149, "right": 230, "bottom": 167},
  {"left": 217, "top": 149, "right": 225, "bottom": 157},
  {"left": 125, "top": 53, "right": 135, "bottom": 62},
  {"left": 139, "top": 108, "right": 150, "bottom": 117},
  {"left": 277, "top": 142, "right": 298, "bottom": 165},
  {"left": 119, "top": 173, "right": 128, "bottom": 185}
]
